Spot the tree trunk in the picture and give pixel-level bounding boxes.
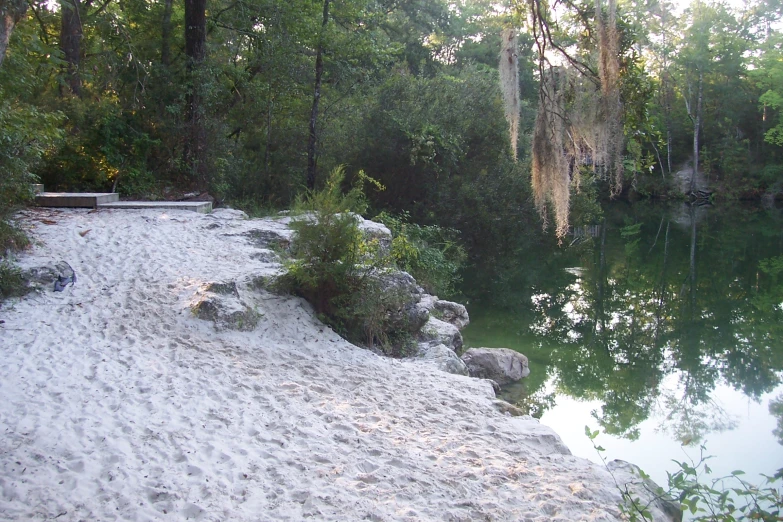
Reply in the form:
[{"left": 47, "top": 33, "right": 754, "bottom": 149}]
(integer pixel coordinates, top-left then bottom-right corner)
[
  {"left": 306, "top": 0, "right": 330, "bottom": 190},
  {"left": 0, "top": 0, "right": 28, "bottom": 68},
  {"left": 690, "top": 71, "right": 703, "bottom": 194},
  {"left": 161, "top": 0, "right": 173, "bottom": 67},
  {"left": 60, "top": 0, "right": 83, "bottom": 96},
  {"left": 265, "top": 93, "right": 273, "bottom": 174},
  {"left": 183, "top": 0, "right": 207, "bottom": 185}
]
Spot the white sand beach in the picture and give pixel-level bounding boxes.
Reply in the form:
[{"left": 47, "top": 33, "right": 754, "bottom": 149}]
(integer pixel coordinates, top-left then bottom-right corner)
[{"left": 0, "top": 207, "right": 664, "bottom": 521}]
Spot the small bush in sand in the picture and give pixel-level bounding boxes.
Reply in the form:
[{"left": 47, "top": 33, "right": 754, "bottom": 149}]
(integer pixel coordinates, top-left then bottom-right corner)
[
  {"left": 0, "top": 260, "right": 28, "bottom": 302},
  {"left": 279, "top": 166, "right": 412, "bottom": 355}
]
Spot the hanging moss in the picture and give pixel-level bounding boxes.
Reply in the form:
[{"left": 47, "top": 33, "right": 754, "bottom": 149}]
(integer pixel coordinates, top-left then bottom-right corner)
[{"left": 532, "top": 69, "right": 570, "bottom": 238}]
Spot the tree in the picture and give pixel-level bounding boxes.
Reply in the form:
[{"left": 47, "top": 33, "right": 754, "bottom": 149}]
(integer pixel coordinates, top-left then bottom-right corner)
[
  {"left": 183, "top": 0, "right": 207, "bottom": 184},
  {"left": 306, "top": 0, "right": 330, "bottom": 190},
  {"left": 0, "top": 0, "right": 27, "bottom": 67},
  {"left": 756, "top": 33, "right": 783, "bottom": 147}
]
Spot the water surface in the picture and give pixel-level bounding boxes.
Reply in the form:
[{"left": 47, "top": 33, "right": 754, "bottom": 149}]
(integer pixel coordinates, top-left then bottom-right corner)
[{"left": 461, "top": 202, "right": 783, "bottom": 489}]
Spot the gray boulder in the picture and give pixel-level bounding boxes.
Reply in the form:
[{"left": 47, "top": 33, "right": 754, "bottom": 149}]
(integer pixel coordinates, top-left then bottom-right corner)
[
  {"left": 356, "top": 216, "right": 392, "bottom": 256},
  {"left": 368, "top": 269, "right": 428, "bottom": 334},
  {"left": 432, "top": 300, "right": 469, "bottom": 330},
  {"left": 607, "top": 460, "right": 683, "bottom": 522},
  {"left": 241, "top": 229, "right": 291, "bottom": 250},
  {"left": 191, "top": 281, "right": 260, "bottom": 331},
  {"left": 418, "top": 316, "right": 463, "bottom": 351},
  {"left": 461, "top": 347, "right": 530, "bottom": 385},
  {"left": 21, "top": 265, "right": 58, "bottom": 290},
  {"left": 414, "top": 343, "right": 469, "bottom": 376}
]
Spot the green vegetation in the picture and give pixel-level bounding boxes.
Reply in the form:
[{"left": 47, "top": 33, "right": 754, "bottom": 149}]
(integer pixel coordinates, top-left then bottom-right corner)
[
  {"left": 0, "top": 260, "right": 27, "bottom": 301},
  {"left": 375, "top": 211, "right": 466, "bottom": 298},
  {"left": 587, "top": 428, "right": 783, "bottom": 521},
  {"left": 280, "top": 167, "right": 462, "bottom": 355},
  {"left": 0, "top": 0, "right": 778, "bottom": 245}
]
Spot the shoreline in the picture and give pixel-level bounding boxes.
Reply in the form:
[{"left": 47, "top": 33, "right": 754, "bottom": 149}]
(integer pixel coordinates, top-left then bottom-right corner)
[{"left": 0, "top": 207, "right": 674, "bottom": 521}]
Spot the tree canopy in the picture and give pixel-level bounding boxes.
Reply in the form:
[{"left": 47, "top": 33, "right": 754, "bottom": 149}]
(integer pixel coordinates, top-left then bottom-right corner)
[{"left": 0, "top": 0, "right": 781, "bottom": 244}]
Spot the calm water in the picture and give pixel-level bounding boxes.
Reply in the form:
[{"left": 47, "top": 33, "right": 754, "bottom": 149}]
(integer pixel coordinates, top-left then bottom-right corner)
[{"left": 461, "top": 201, "right": 783, "bottom": 489}]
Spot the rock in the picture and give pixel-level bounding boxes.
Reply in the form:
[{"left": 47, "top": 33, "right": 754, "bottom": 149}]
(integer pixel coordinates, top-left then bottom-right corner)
[
  {"left": 432, "top": 300, "right": 469, "bottom": 330},
  {"left": 461, "top": 347, "right": 530, "bottom": 385},
  {"left": 21, "top": 265, "right": 58, "bottom": 290},
  {"left": 250, "top": 250, "right": 280, "bottom": 264},
  {"left": 416, "top": 294, "right": 439, "bottom": 312},
  {"left": 206, "top": 208, "right": 248, "bottom": 220},
  {"left": 241, "top": 229, "right": 291, "bottom": 250},
  {"left": 484, "top": 379, "right": 501, "bottom": 395},
  {"left": 368, "top": 269, "right": 428, "bottom": 334},
  {"left": 355, "top": 216, "right": 392, "bottom": 255},
  {"left": 415, "top": 296, "right": 469, "bottom": 330},
  {"left": 21, "top": 261, "right": 77, "bottom": 293},
  {"left": 607, "top": 460, "right": 683, "bottom": 522},
  {"left": 418, "top": 316, "right": 463, "bottom": 351},
  {"left": 191, "top": 281, "right": 261, "bottom": 331},
  {"left": 182, "top": 191, "right": 215, "bottom": 203},
  {"left": 415, "top": 343, "right": 469, "bottom": 376},
  {"left": 204, "top": 281, "right": 239, "bottom": 296},
  {"left": 492, "top": 400, "right": 526, "bottom": 416},
  {"left": 509, "top": 417, "right": 573, "bottom": 456}
]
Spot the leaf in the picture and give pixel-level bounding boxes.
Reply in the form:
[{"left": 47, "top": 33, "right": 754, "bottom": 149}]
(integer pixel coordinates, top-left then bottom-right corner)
[{"left": 730, "top": 470, "right": 745, "bottom": 476}]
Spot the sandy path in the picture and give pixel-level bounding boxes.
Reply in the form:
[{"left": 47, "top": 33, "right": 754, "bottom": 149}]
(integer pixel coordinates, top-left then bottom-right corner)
[{"left": 0, "top": 208, "right": 629, "bottom": 521}]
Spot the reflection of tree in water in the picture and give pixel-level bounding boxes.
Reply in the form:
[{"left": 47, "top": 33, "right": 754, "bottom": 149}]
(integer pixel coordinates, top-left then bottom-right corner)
[
  {"left": 518, "top": 203, "right": 783, "bottom": 441},
  {"left": 656, "top": 373, "right": 738, "bottom": 445}
]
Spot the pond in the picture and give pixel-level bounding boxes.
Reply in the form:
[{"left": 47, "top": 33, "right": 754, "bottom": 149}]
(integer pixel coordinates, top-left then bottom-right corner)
[{"left": 460, "top": 201, "right": 783, "bottom": 493}]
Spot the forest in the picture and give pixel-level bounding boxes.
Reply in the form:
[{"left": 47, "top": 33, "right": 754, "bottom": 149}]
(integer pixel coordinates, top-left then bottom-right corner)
[{"left": 0, "top": 0, "right": 782, "bottom": 254}]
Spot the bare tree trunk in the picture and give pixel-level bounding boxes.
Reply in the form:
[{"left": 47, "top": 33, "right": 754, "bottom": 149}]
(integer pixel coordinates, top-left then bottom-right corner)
[
  {"left": 161, "top": 0, "right": 173, "bottom": 67},
  {"left": 60, "top": 0, "right": 83, "bottom": 97},
  {"left": 690, "top": 71, "right": 703, "bottom": 194},
  {"left": 183, "top": 0, "right": 207, "bottom": 185},
  {"left": 265, "top": 93, "right": 273, "bottom": 175},
  {"left": 306, "top": 0, "right": 330, "bottom": 190},
  {"left": 0, "top": 0, "right": 28, "bottom": 68}
]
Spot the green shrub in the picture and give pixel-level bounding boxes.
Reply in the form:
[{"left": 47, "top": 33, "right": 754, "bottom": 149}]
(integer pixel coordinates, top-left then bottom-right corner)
[
  {"left": 375, "top": 211, "right": 466, "bottom": 298},
  {"left": 0, "top": 89, "right": 63, "bottom": 251},
  {"left": 587, "top": 428, "right": 783, "bottom": 521},
  {"left": 280, "top": 166, "right": 412, "bottom": 355},
  {"left": 0, "top": 260, "right": 28, "bottom": 302}
]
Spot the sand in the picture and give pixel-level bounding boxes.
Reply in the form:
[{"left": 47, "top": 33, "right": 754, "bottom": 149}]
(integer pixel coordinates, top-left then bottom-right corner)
[{"left": 0, "top": 207, "right": 654, "bottom": 521}]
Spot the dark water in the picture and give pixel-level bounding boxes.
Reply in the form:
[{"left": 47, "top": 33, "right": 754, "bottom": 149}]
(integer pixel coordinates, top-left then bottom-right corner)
[{"left": 461, "top": 201, "right": 783, "bottom": 487}]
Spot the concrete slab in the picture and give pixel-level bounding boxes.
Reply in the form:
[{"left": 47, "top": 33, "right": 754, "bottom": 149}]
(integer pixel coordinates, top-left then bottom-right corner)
[
  {"left": 97, "top": 201, "right": 213, "bottom": 213},
  {"left": 36, "top": 192, "right": 120, "bottom": 208}
]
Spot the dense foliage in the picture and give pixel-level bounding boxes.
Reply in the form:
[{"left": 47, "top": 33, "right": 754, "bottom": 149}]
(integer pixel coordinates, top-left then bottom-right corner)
[{"left": 0, "top": 0, "right": 779, "bottom": 246}]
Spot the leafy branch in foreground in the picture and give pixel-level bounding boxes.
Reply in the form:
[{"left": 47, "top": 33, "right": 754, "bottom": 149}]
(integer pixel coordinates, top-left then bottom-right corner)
[{"left": 586, "top": 427, "right": 783, "bottom": 521}]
